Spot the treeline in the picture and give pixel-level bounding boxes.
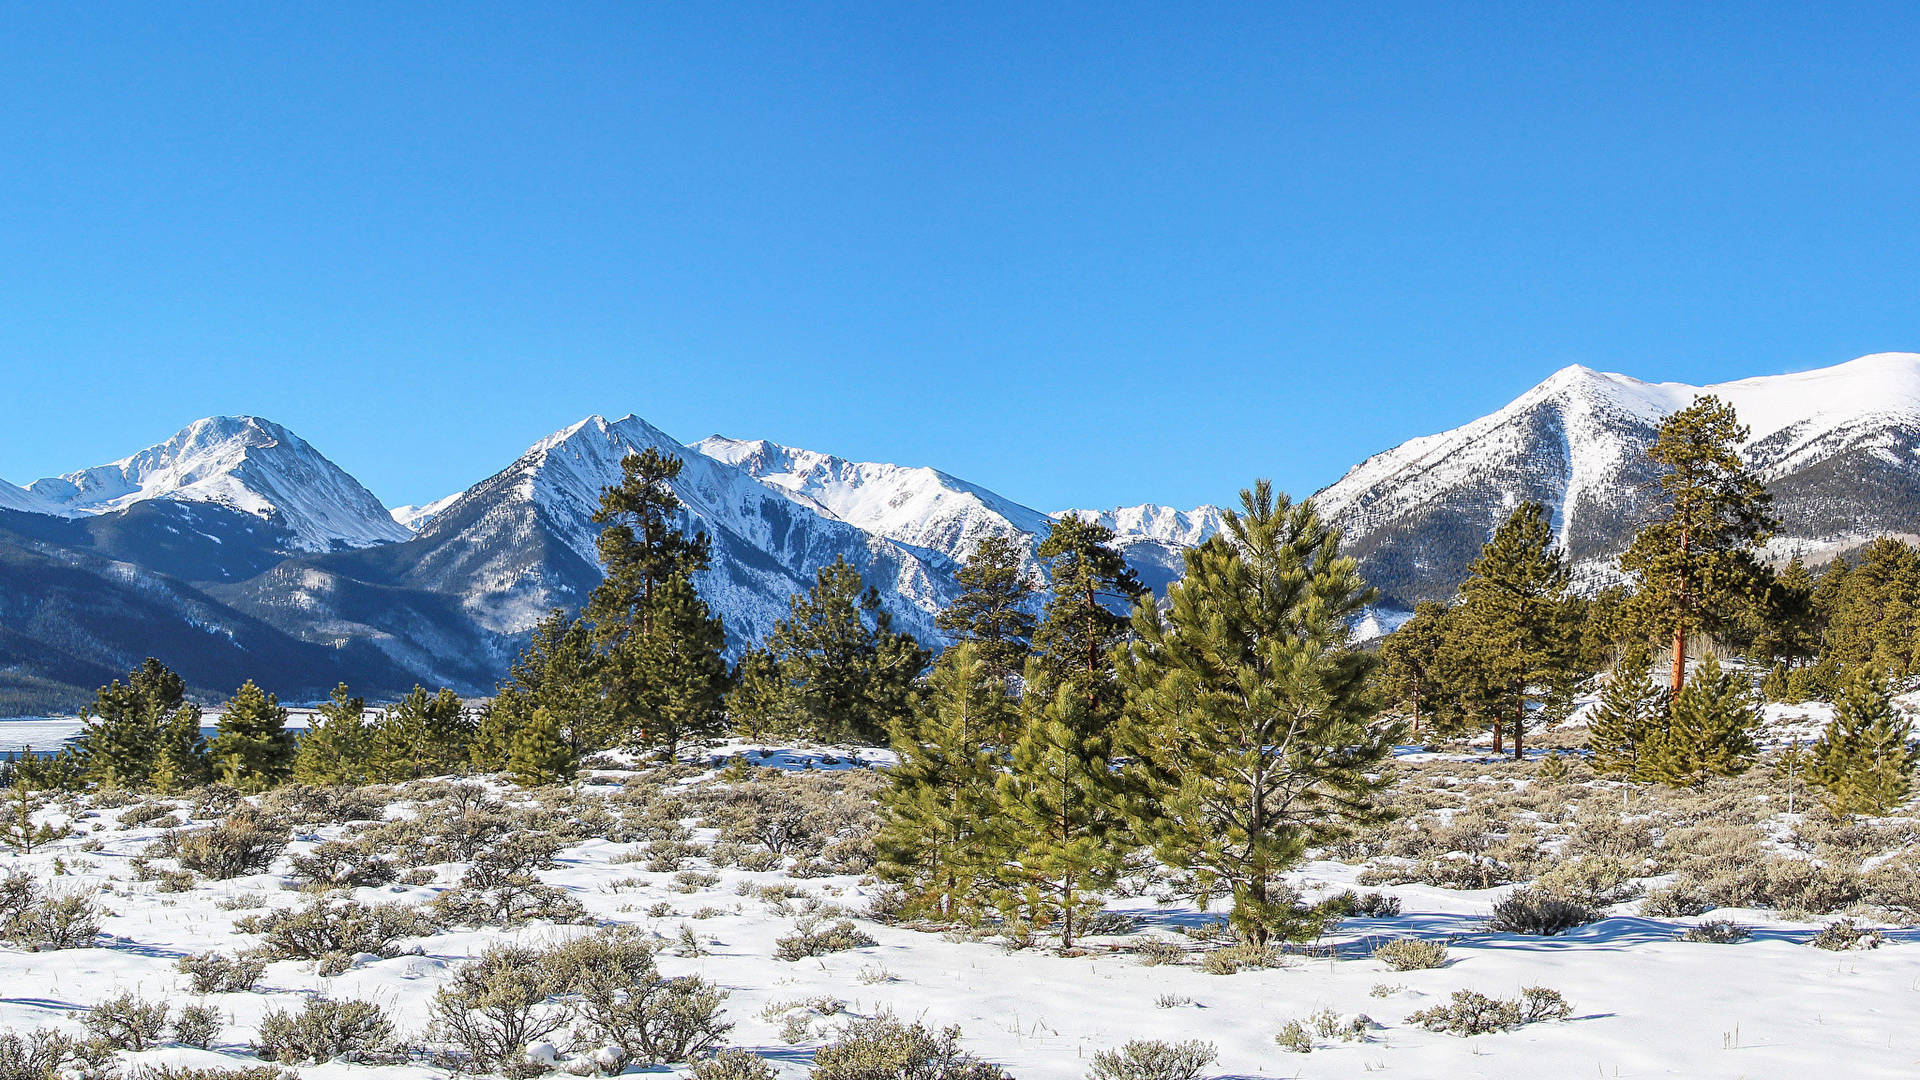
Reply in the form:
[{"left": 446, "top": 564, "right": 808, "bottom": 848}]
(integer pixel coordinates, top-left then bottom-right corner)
[{"left": 1372, "top": 395, "right": 1918, "bottom": 814}]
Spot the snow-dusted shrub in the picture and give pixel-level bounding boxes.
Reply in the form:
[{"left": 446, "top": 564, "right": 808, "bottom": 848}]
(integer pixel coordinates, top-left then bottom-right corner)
[
  {"left": 1679, "top": 919, "right": 1750, "bottom": 943},
  {"left": 5, "top": 891, "right": 103, "bottom": 950},
  {"left": 1274, "top": 1019, "right": 1312, "bottom": 1053},
  {"left": 121, "top": 801, "right": 182, "bottom": 828},
  {"left": 171, "top": 815, "right": 288, "bottom": 879},
  {"left": 289, "top": 839, "right": 399, "bottom": 888},
  {"left": 1681, "top": 853, "right": 1862, "bottom": 916},
  {"left": 170, "top": 1004, "right": 222, "bottom": 1049},
  {"left": 773, "top": 919, "right": 875, "bottom": 961},
  {"left": 128, "top": 1066, "right": 293, "bottom": 1080},
  {"left": 1323, "top": 890, "right": 1401, "bottom": 918},
  {"left": 1565, "top": 816, "right": 1657, "bottom": 860},
  {"left": 688, "top": 1049, "right": 777, "bottom": 1080},
  {"left": 1085, "top": 1038, "right": 1218, "bottom": 1080},
  {"left": 547, "top": 929, "right": 733, "bottom": 1064},
  {"left": 1406, "top": 986, "right": 1571, "bottom": 1035},
  {"left": 1810, "top": 918, "right": 1883, "bottom": 951},
  {"left": 254, "top": 998, "right": 398, "bottom": 1064},
  {"left": 1536, "top": 854, "right": 1644, "bottom": 905},
  {"left": 1639, "top": 885, "right": 1710, "bottom": 917},
  {"left": 177, "top": 951, "right": 265, "bottom": 994},
  {"left": 811, "top": 1016, "right": 1008, "bottom": 1080},
  {"left": 1373, "top": 937, "right": 1449, "bottom": 970},
  {"left": 1487, "top": 887, "right": 1598, "bottom": 935},
  {"left": 431, "top": 943, "right": 569, "bottom": 1071},
  {"left": 80, "top": 992, "right": 169, "bottom": 1051},
  {"left": 1198, "top": 942, "right": 1288, "bottom": 974},
  {"left": 427, "top": 880, "right": 589, "bottom": 928},
  {"left": 250, "top": 897, "right": 432, "bottom": 960},
  {"left": 0, "top": 1027, "right": 111, "bottom": 1080}
]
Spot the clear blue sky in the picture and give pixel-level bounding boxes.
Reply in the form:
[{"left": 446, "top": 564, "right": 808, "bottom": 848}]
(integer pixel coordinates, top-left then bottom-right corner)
[{"left": 3, "top": 3, "right": 1916, "bottom": 512}]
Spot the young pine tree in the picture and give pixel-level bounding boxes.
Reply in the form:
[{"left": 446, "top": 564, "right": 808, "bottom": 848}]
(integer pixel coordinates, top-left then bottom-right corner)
[
  {"left": 934, "top": 535, "right": 1038, "bottom": 685},
  {"left": 1374, "top": 601, "right": 1451, "bottom": 738},
  {"left": 372, "top": 686, "right": 472, "bottom": 781},
  {"left": 1618, "top": 396, "right": 1776, "bottom": 693},
  {"left": 621, "top": 572, "right": 731, "bottom": 757},
  {"left": 1586, "top": 646, "right": 1665, "bottom": 778},
  {"left": 764, "top": 558, "right": 930, "bottom": 745},
  {"left": 725, "top": 647, "right": 796, "bottom": 742},
  {"left": 1806, "top": 670, "right": 1919, "bottom": 816},
  {"left": 472, "top": 610, "right": 599, "bottom": 773},
  {"left": 74, "top": 658, "right": 207, "bottom": 789},
  {"left": 507, "top": 706, "right": 576, "bottom": 787},
  {"left": 209, "top": 680, "right": 296, "bottom": 790},
  {"left": 875, "top": 644, "right": 1008, "bottom": 922},
  {"left": 1119, "top": 482, "right": 1394, "bottom": 945},
  {"left": 1641, "top": 656, "right": 1758, "bottom": 785},
  {"left": 991, "top": 675, "right": 1129, "bottom": 951},
  {"left": 292, "top": 683, "right": 374, "bottom": 786},
  {"left": 1031, "top": 517, "right": 1145, "bottom": 718},
  {"left": 1451, "top": 501, "right": 1575, "bottom": 760}
]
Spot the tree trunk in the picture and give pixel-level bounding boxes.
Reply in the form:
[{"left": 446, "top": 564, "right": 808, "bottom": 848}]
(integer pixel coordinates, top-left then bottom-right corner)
[
  {"left": 1491, "top": 717, "right": 1503, "bottom": 754},
  {"left": 1670, "top": 623, "right": 1688, "bottom": 695},
  {"left": 1512, "top": 700, "right": 1525, "bottom": 761}
]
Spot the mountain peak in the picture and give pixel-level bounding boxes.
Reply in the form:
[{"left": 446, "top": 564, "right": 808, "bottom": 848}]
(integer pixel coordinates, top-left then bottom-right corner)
[{"left": 26, "top": 415, "right": 410, "bottom": 552}]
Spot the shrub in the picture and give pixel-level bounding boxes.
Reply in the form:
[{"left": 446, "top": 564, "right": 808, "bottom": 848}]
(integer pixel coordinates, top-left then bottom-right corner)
[
  {"left": 1373, "top": 938, "right": 1448, "bottom": 971},
  {"left": 1086, "top": 1039, "right": 1219, "bottom": 1080},
  {"left": 1323, "top": 890, "right": 1401, "bottom": 918},
  {"left": 1274, "top": 1020, "right": 1311, "bottom": 1053},
  {"left": 129, "top": 1068, "right": 294, "bottom": 1080},
  {"left": 1487, "top": 887, "right": 1598, "bottom": 936},
  {"left": 1679, "top": 920, "right": 1750, "bottom": 944},
  {"left": 80, "top": 992, "right": 169, "bottom": 1051},
  {"left": 173, "top": 816, "right": 288, "bottom": 879},
  {"left": 289, "top": 840, "right": 398, "bottom": 888},
  {"left": 1639, "top": 885, "right": 1710, "bottom": 917},
  {"left": 1810, "top": 918, "right": 1883, "bottom": 951},
  {"left": 254, "top": 998, "right": 397, "bottom": 1064},
  {"left": 0, "top": 1028, "right": 111, "bottom": 1080},
  {"left": 431, "top": 944, "right": 567, "bottom": 1070},
  {"left": 255, "top": 898, "right": 432, "bottom": 960},
  {"left": 1407, "top": 987, "right": 1572, "bottom": 1036},
  {"left": 811, "top": 1016, "right": 1008, "bottom": 1080},
  {"left": 689, "top": 1049, "right": 778, "bottom": 1080},
  {"left": 6, "top": 893, "right": 103, "bottom": 950},
  {"left": 547, "top": 930, "right": 733, "bottom": 1064},
  {"left": 171, "top": 1003, "right": 223, "bottom": 1049},
  {"left": 1199, "top": 942, "right": 1288, "bottom": 974},
  {"left": 774, "top": 919, "right": 876, "bottom": 961},
  {"left": 177, "top": 951, "right": 266, "bottom": 994},
  {"left": 1536, "top": 855, "right": 1643, "bottom": 905}
]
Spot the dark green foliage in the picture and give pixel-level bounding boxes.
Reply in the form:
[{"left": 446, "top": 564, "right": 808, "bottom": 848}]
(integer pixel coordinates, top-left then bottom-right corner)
[
  {"left": 934, "top": 535, "right": 1037, "bottom": 683},
  {"left": 1448, "top": 501, "right": 1576, "bottom": 758},
  {"left": 1807, "top": 669, "right": 1918, "bottom": 816},
  {"left": 1640, "top": 656, "right": 1759, "bottom": 785},
  {"left": 875, "top": 644, "right": 1006, "bottom": 921},
  {"left": 371, "top": 685, "right": 473, "bottom": 781},
  {"left": 1618, "top": 396, "right": 1777, "bottom": 692},
  {"left": 507, "top": 705, "right": 577, "bottom": 787},
  {"left": 1587, "top": 646, "right": 1665, "bottom": 778},
  {"left": 1373, "top": 600, "right": 1450, "bottom": 737},
  {"left": 208, "top": 680, "right": 296, "bottom": 790},
  {"left": 1030, "top": 516, "right": 1144, "bottom": 717},
  {"left": 1119, "top": 482, "right": 1394, "bottom": 945},
  {"left": 292, "top": 683, "right": 374, "bottom": 786},
  {"left": 474, "top": 610, "right": 600, "bottom": 772},
  {"left": 1818, "top": 539, "right": 1920, "bottom": 678},
  {"left": 72, "top": 659, "right": 208, "bottom": 790}
]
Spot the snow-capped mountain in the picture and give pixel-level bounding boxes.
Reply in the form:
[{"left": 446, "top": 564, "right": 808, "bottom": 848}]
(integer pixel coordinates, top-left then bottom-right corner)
[
  {"left": 390, "top": 493, "right": 462, "bottom": 532},
  {"left": 26, "top": 416, "right": 410, "bottom": 552},
  {"left": 1055, "top": 504, "right": 1228, "bottom": 591},
  {"left": 0, "top": 479, "right": 62, "bottom": 516},
  {"left": 1315, "top": 351, "right": 1920, "bottom": 608},
  {"left": 693, "top": 436, "right": 1056, "bottom": 563}
]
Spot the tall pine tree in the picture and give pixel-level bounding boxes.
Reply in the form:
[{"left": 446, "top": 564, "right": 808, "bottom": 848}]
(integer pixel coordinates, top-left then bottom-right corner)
[
  {"left": 209, "top": 680, "right": 295, "bottom": 790},
  {"left": 1375, "top": 601, "right": 1450, "bottom": 738},
  {"left": 1031, "top": 516, "right": 1144, "bottom": 717},
  {"left": 292, "top": 683, "right": 374, "bottom": 786},
  {"left": 1618, "top": 396, "right": 1776, "bottom": 693},
  {"left": 1119, "top": 482, "right": 1393, "bottom": 945},
  {"left": 1451, "top": 502, "right": 1574, "bottom": 760},
  {"left": 73, "top": 659, "right": 206, "bottom": 789},
  {"left": 934, "top": 535, "right": 1037, "bottom": 685},
  {"left": 372, "top": 686, "right": 472, "bottom": 781},
  {"left": 473, "top": 610, "right": 600, "bottom": 772},
  {"left": 761, "top": 558, "right": 930, "bottom": 745}
]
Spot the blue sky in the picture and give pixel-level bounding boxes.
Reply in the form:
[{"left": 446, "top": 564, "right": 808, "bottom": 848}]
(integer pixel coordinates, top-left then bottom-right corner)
[{"left": 3, "top": 3, "right": 1916, "bottom": 513}]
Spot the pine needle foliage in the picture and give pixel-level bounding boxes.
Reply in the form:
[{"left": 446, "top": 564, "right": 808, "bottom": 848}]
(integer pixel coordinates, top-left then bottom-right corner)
[
  {"left": 1640, "top": 656, "right": 1758, "bottom": 785},
  {"left": 1118, "top": 481, "right": 1395, "bottom": 945},
  {"left": 1587, "top": 646, "right": 1665, "bottom": 778},
  {"left": 1807, "top": 670, "right": 1919, "bottom": 816},
  {"left": 73, "top": 659, "right": 207, "bottom": 790},
  {"left": 934, "top": 535, "right": 1037, "bottom": 685},
  {"left": 209, "top": 681, "right": 295, "bottom": 791},
  {"left": 1450, "top": 501, "right": 1575, "bottom": 759}
]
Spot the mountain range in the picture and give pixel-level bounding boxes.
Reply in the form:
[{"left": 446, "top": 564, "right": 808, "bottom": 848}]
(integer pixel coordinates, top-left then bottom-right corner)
[{"left": 4, "top": 351, "right": 1918, "bottom": 714}]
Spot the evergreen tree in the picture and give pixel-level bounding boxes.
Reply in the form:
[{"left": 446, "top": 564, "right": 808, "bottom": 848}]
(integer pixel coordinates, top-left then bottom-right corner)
[
  {"left": 372, "top": 686, "right": 472, "bottom": 781},
  {"left": 209, "top": 681, "right": 295, "bottom": 790},
  {"left": 583, "top": 449, "right": 727, "bottom": 754},
  {"left": 1451, "top": 502, "right": 1575, "bottom": 760},
  {"left": 763, "top": 558, "right": 931, "bottom": 745},
  {"left": 1745, "top": 556, "right": 1819, "bottom": 667},
  {"left": 73, "top": 658, "right": 206, "bottom": 789},
  {"left": 934, "top": 535, "right": 1037, "bottom": 684},
  {"left": 1618, "top": 397, "right": 1777, "bottom": 693},
  {"left": 1374, "top": 601, "right": 1450, "bottom": 737},
  {"left": 991, "top": 674, "right": 1128, "bottom": 951},
  {"left": 1119, "top": 482, "right": 1393, "bottom": 945},
  {"left": 1818, "top": 539, "right": 1920, "bottom": 678},
  {"left": 473, "top": 610, "right": 599, "bottom": 772},
  {"left": 507, "top": 706, "right": 575, "bottom": 787},
  {"left": 1030, "top": 516, "right": 1145, "bottom": 717},
  {"left": 1640, "top": 656, "right": 1758, "bottom": 785},
  {"left": 875, "top": 644, "right": 1007, "bottom": 922},
  {"left": 292, "top": 683, "right": 374, "bottom": 786},
  {"left": 1806, "top": 670, "right": 1919, "bottom": 816},
  {"left": 725, "top": 647, "right": 796, "bottom": 741},
  {"left": 1586, "top": 646, "right": 1665, "bottom": 777}
]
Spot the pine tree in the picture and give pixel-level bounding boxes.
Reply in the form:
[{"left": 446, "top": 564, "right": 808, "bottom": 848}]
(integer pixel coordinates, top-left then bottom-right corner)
[
  {"left": 1375, "top": 601, "right": 1450, "bottom": 737},
  {"left": 725, "top": 647, "right": 796, "bottom": 741},
  {"left": 1586, "top": 646, "right": 1665, "bottom": 777},
  {"left": 1806, "top": 670, "right": 1919, "bottom": 816},
  {"left": 0, "top": 773, "right": 60, "bottom": 853},
  {"left": 1746, "top": 556, "right": 1819, "bottom": 667},
  {"left": 991, "top": 674, "right": 1128, "bottom": 951},
  {"left": 507, "top": 706, "right": 575, "bottom": 787},
  {"left": 1119, "top": 482, "right": 1393, "bottom": 945},
  {"left": 372, "top": 686, "right": 472, "bottom": 781},
  {"left": 583, "top": 448, "right": 728, "bottom": 754},
  {"left": 763, "top": 558, "right": 930, "bottom": 745},
  {"left": 1451, "top": 502, "right": 1575, "bottom": 760},
  {"left": 293, "top": 683, "right": 374, "bottom": 786},
  {"left": 1818, "top": 539, "right": 1920, "bottom": 678},
  {"left": 934, "top": 535, "right": 1037, "bottom": 684},
  {"left": 1618, "top": 397, "right": 1777, "bottom": 693},
  {"left": 875, "top": 644, "right": 1008, "bottom": 922},
  {"left": 1641, "top": 656, "right": 1758, "bottom": 785},
  {"left": 1031, "top": 517, "right": 1145, "bottom": 718},
  {"left": 209, "top": 680, "right": 295, "bottom": 790},
  {"left": 473, "top": 610, "right": 599, "bottom": 772},
  {"left": 73, "top": 659, "right": 206, "bottom": 789}
]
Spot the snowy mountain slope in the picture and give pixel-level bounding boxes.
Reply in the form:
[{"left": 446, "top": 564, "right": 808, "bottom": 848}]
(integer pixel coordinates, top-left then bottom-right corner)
[
  {"left": 694, "top": 436, "right": 1057, "bottom": 563},
  {"left": 391, "top": 493, "right": 462, "bottom": 532},
  {"left": 1314, "top": 352, "right": 1920, "bottom": 608},
  {"left": 0, "top": 479, "right": 63, "bottom": 516},
  {"left": 27, "top": 416, "right": 411, "bottom": 552},
  {"left": 1055, "top": 504, "right": 1228, "bottom": 592}
]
